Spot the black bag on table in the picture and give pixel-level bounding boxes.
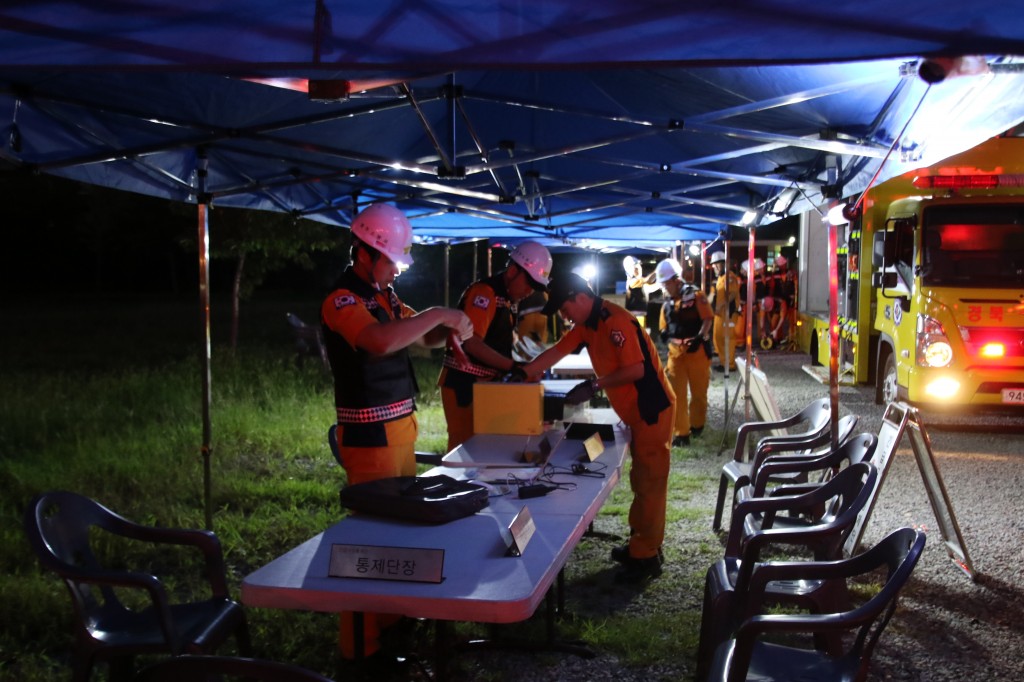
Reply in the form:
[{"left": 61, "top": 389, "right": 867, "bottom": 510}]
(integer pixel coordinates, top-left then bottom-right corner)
[{"left": 339, "top": 475, "right": 489, "bottom": 524}]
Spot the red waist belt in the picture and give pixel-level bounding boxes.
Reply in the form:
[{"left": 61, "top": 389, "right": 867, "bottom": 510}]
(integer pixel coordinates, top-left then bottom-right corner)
[
  {"left": 442, "top": 353, "right": 499, "bottom": 379},
  {"left": 336, "top": 398, "right": 415, "bottom": 424}
]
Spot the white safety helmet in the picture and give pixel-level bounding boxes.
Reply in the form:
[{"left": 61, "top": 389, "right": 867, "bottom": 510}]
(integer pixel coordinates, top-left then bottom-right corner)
[
  {"left": 350, "top": 203, "right": 415, "bottom": 266},
  {"left": 775, "top": 254, "right": 788, "bottom": 268},
  {"left": 622, "top": 255, "right": 639, "bottom": 272},
  {"left": 655, "top": 258, "right": 682, "bottom": 284},
  {"left": 740, "top": 258, "right": 766, "bottom": 275},
  {"left": 710, "top": 250, "right": 726, "bottom": 265},
  {"left": 509, "top": 240, "right": 552, "bottom": 287}
]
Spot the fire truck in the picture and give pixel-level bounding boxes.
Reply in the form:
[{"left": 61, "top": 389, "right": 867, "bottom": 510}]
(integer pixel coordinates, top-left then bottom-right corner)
[{"left": 796, "top": 133, "right": 1024, "bottom": 410}]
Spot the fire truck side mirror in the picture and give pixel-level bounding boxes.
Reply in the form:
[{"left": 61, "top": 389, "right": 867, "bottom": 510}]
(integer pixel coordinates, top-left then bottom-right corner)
[
  {"left": 871, "top": 230, "right": 888, "bottom": 269},
  {"left": 871, "top": 271, "right": 898, "bottom": 289}
]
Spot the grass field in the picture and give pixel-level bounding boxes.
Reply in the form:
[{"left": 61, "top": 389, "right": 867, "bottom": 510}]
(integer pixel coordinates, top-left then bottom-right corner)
[{"left": 0, "top": 293, "right": 716, "bottom": 682}]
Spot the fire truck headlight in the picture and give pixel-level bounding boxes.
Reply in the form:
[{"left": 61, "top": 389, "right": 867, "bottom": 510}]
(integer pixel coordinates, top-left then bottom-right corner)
[
  {"left": 924, "top": 377, "right": 960, "bottom": 400},
  {"left": 917, "top": 314, "right": 953, "bottom": 368},
  {"left": 922, "top": 340, "right": 953, "bottom": 367}
]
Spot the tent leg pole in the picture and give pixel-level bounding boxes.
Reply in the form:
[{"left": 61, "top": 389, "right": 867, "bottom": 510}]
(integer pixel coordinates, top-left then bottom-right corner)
[{"left": 196, "top": 153, "right": 214, "bottom": 531}]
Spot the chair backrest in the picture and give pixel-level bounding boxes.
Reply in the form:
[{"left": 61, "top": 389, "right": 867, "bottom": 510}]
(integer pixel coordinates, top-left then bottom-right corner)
[
  {"left": 24, "top": 491, "right": 134, "bottom": 621},
  {"left": 834, "top": 431, "right": 878, "bottom": 468},
  {"left": 753, "top": 400, "right": 832, "bottom": 454},
  {"left": 748, "top": 413, "right": 859, "bottom": 484},
  {"left": 734, "top": 397, "right": 831, "bottom": 463},
  {"left": 792, "top": 398, "right": 832, "bottom": 430},
  {"left": 844, "top": 528, "right": 927, "bottom": 665},
  {"left": 727, "top": 527, "right": 926, "bottom": 682},
  {"left": 805, "top": 459, "right": 878, "bottom": 544},
  {"left": 750, "top": 424, "right": 873, "bottom": 497},
  {"left": 134, "top": 655, "right": 335, "bottom": 682},
  {"left": 732, "top": 461, "right": 878, "bottom": 566}
]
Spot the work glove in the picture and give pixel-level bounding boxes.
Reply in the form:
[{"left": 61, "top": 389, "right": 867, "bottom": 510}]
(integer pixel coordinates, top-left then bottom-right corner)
[
  {"left": 686, "top": 336, "right": 704, "bottom": 353},
  {"left": 564, "top": 379, "right": 598, "bottom": 406},
  {"left": 505, "top": 362, "right": 528, "bottom": 383}
]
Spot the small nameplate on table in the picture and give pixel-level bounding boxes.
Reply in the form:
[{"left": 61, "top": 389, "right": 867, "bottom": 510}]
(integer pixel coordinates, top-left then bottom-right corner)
[
  {"left": 328, "top": 544, "right": 444, "bottom": 584},
  {"left": 503, "top": 505, "right": 537, "bottom": 557},
  {"left": 582, "top": 432, "right": 605, "bottom": 461}
]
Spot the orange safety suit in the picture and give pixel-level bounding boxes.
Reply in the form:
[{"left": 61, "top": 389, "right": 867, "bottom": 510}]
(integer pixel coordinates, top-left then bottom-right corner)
[
  {"left": 660, "top": 285, "right": 713, "bottom": 438},
  {"left": 438, "top": 273, "right": 517, "bottom": 450},
  {"left": 321, "top": 267, "right": 420, "bottom": 659},
  {"left": 554, "top": 297, "right": 675, "bottom": 560},
  {"left": 710, "top": 271, "right": 742, "bottom": 370}
]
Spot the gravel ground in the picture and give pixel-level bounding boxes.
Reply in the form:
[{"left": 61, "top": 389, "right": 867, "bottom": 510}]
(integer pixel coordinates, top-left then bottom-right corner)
[{"left": 445, "top": 350, "right": 1024, "bottom": 681}]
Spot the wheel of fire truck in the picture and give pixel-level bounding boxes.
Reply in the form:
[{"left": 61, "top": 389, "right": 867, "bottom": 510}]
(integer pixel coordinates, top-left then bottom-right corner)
[{"left": 875, "top": 348, "right": 898, "bottom": 405}]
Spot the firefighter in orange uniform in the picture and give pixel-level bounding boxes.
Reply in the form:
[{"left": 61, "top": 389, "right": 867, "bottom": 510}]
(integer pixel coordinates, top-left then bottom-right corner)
[
  {"left": 656, "top": 258, "right": 713, "bottom": 447},
  {"left": 708, "top": 250, "right": 742, "bottom": 371},
  {"left": 321, "top": 203, "right": 472, "bottom": 661},
  {"left": 438, "top": 241, "right": 552, "bottom": 450},
  {"left": 522, "top": 272, "right": 675, "bottom": 584}
]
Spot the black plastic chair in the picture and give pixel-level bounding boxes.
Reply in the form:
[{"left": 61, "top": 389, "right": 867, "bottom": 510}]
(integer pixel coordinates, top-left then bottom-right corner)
[
  {"left": 704, "top": 527, "right": 927, "bottom": 682},
  {"left": 24, "top": 491, "right": 251, "bottom": 682},
  {"left": 713, "top": 398, "right": 832, "bottom": 530},
  {"left": 734, "top": 428, "right": 875, "bottom": 507},
  {"left": 134, "top": 655, "right": 335, "bottom": 682},
  {"left": 724, "top": 461, "right": 878, "bottom": 561},
  {"left": 697, "top": 462, "right": 879, "bottom": 679}
]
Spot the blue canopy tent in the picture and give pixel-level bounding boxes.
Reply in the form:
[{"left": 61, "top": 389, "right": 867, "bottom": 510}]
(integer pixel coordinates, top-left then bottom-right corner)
[
  {"left": 4, "top": 2, "right": 1024, "bottom": 239},
  {"left": 4, "top": 0, "right": 1024, "bottom": 524}
]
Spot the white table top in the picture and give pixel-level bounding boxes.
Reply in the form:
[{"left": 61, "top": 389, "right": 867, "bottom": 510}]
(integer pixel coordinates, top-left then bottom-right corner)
[
  {"left": 549, "top": 347, "right": 595, "bottom": 378},
  {"left": 436, "top": 425, "right": 628, "bottom": 518},
  {"left": 242, "top": 421, "right": 630, "bottom": 624},
  {"left": 242, "top": 512, "right": 582, "bottom": 622}
]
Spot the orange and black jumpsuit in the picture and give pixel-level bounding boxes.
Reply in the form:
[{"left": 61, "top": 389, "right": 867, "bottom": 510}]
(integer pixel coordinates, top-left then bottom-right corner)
[
  {"left": 710, "top": 271, "right": 742, "bottom": 370},
  {"left": 660, "top": 285, "right": 713, "bottom": 439},
  {"left": 554, "top": 297, "right": 676, "bottom": 561},
  {"left": 320, "top": 267, "right": 419, "bottom": 658},
  {"left": 438, "top": 273, "right": 517, "bottom": 450}
]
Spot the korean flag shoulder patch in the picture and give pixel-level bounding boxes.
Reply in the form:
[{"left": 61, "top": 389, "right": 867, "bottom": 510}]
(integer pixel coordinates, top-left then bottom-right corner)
[{"left": 333, "top": 293, "right": 357, "bottom": 309}]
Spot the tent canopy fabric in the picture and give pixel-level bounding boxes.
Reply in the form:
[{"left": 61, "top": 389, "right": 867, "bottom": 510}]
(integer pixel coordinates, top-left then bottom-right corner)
[{"left": 3, "top": 2, "right": 1024, "bottom": 248}]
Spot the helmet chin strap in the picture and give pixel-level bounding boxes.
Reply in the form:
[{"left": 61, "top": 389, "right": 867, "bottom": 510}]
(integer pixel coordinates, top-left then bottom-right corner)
[{"left": 354, "top": 241, "right": 383, "bottom": 291}]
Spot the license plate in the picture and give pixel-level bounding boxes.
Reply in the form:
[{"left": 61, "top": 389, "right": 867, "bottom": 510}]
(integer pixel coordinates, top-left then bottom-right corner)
[{"left": 1002, "top": 388, "right": 1024, "bottom": 404}]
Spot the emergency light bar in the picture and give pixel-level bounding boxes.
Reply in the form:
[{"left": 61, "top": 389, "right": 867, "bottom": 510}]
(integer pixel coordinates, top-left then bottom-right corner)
[{"left": 912, "top": 174, "right": 1024, "bottom": 189}]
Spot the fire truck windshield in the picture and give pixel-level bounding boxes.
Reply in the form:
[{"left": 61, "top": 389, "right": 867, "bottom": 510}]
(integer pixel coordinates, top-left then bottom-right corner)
[{"left": 921, "top": 205, "right": 1024, "bottom": 288}]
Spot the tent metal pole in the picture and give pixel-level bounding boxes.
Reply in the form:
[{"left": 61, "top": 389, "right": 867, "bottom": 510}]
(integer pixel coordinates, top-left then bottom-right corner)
[
  {"left": 447, "top": 74, "right": 457, "bottom": 173},
  {"left": 444, "top": 242, "right": 451, "bottom": 307},
  {"left": 722, "top": 238, "right": 731, "bottom": 380},
  {"left": 699, "top": 241, "right": 707, "bottom": 292},
  {"left": 827, "top": 201, "right": 841, "bottom": 450},
  {"left": 196, "top": 150, "right": 214, "bottom": 530},
  {"left": 744, "top": 226, "right": 756, "bottom": 422}
]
